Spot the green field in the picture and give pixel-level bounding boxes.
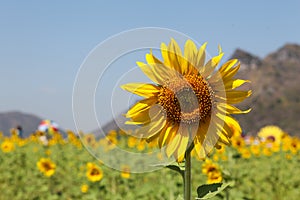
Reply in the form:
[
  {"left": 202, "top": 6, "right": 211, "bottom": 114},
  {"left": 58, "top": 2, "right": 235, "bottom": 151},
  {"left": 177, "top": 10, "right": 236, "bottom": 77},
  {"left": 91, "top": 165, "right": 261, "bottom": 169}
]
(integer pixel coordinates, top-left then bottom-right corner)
[{"left": 0, "top": 128, "right": 299, "bottom": 200}]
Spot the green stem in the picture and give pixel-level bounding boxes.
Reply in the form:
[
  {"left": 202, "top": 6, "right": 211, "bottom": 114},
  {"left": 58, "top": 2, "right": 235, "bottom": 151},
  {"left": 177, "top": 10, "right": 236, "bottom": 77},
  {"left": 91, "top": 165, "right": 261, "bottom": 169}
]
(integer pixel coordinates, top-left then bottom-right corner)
[{"left": 184, "top": 144, "right": 193, "bottom": 200}]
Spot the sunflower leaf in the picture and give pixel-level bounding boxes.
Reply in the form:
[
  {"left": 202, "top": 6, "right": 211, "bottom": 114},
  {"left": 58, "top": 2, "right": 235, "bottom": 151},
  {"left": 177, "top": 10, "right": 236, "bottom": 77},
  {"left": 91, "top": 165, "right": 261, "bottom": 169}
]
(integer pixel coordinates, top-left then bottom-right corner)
[
  {"left": 196, "top": 182, "right": 233, "bottom": 199},
  {"left": 165, "top": 165, "right": 184, "bottom": 178}
]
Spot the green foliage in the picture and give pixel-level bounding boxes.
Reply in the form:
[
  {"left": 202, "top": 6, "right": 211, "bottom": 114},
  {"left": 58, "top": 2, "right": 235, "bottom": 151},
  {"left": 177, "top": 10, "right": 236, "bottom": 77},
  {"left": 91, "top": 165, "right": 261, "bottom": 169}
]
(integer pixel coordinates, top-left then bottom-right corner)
[
  {"left": 0, "top": 133, "right": 300, "bottom": 199},
  {"left": 196, "top": 182, "right": 232, "bottom": 199}
]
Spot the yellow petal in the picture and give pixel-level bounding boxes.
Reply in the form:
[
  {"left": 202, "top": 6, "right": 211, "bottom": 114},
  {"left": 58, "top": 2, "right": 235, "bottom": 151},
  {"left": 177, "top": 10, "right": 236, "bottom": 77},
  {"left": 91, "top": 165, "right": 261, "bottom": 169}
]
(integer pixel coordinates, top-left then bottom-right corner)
[
  {"left": 194, "top": 137, "right": 206, "bottom": 159},
  {"left": 202, "top": 53, "right": 224, "bottom": 78},
  {"left": 136, "top": 61, "right": 163, "bottom": 84},
  {"left": 225, "top": 90, "right": 252, "bottom": 104},
  {"left": 161, "top": 42, "right": 172, "bottom": 68},
  {"left": 126, "top": 97, "right": 157, "bottom": 118},
  {"left": 225, "top": 79, "right": 250, "bottom": 90},
  {"left": 134, "top": 113, "right": 166, "bottom": 138},
  {"left": 146, "top": 53, "right": 178, "bottom": 81},
  {"left": 221, "top": 63, "right": 241, "bottom": 81},
  {"left": 121, "top": 83, "right": 160, "bottom": 98},
  {"left": 125, "top": 107, "right": 152, "bottom": 125},
  {"left": 166, "top": 133, "right": 181, "bottom": 157},
  {"left": 218, "top": 115, "right": 242, "bottom": 137},
  {"left": 168, "top": 38, "right": 184, "bottom": 74},
  {"left": 196, "top": 42, "right": 207, "bottom": 70},
  {"left": 218, "top": 59, "right": 238, "bottom": 74},
  {"left": 183, "top": 40, "right": 197, "bottom": 75},
  {"left": 217, "top": 103, "right": 251, "bottom": 115},
  {"left": 158, "top": 124, "right": 177, "bottom": 148},
  {"left": 175, "top": 127, "right": 189, "bottom": 161},
  {"left": 209, "top": 59, "right": 239, "bottom": 84},
  {"left": 214, "top": 123, "right": 231, "bottom": 145}
]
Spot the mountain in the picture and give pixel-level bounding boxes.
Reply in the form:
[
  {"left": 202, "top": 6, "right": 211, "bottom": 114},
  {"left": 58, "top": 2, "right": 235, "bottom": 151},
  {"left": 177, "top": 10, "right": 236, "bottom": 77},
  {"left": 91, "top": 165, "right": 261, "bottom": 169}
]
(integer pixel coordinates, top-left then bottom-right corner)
[
  {"left": 0, "top": 111, "right": 43, "bottom": 137},
  {"left": 233, "top": 43, "right": 300, "bottom": 135}
]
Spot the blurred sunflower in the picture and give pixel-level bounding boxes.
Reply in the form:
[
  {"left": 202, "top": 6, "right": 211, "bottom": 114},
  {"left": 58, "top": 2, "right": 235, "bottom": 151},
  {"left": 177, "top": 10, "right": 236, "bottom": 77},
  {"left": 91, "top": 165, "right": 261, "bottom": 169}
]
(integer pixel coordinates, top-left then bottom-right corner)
[
  {"left": 202, "top": 159, "right": 222, "bottom": 184},
  {"left": 1, "top": 141, "right": 15, "bottom": 153},
  {"left": 122, "top": 39, "right": 251, "bottom": 161},
  {"left": 207, "top": 171, "right": 223, "bottom": 184},
  {"left": 86, "top": 162, "right": 103, "bottom": 182},
  {"left": 202, "top": 159, "right": 219, "bottom": 175},
  {"left": 81, "top": 184, "right": 89, "bottom": 193},
  {"left": 258, "top": 125, "right": 284, "bottom": 145},
  {"left": 120, "top": 165, "right": 131, "bottom": 179},
  {"left": 37, "top": 158, "right": 56, "bottom": 177}
]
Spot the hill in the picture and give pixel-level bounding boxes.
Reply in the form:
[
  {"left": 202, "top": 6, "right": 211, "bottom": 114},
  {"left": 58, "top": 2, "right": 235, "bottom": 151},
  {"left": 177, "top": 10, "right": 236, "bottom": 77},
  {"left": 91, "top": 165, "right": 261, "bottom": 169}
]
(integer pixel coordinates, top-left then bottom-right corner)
[
  {"left": 233, "top": 44, "right": 300, "bottom": 135},
  {"left": 0, "top": 111, "right": 43, "bottom": 137}
]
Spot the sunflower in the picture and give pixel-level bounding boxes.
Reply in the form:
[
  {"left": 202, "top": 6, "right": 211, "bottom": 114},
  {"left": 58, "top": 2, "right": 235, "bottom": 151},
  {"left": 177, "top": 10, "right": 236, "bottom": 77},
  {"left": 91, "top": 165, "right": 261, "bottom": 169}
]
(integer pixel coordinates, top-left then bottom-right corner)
[
  {"left": 258, "top": 125, "right": 284, "bottom": 145},
  {"left": 122, "top": 39, "right": 251, "bottom": 161},
  {"left": 202, "top": 159, "right": 222, "bottom": 184},
  {"left": 37, "top": 158, "right": 56, "bottom": 177},
  {"left": 81, "top": 184, "right": 89, "bottom": 193},
  {"left": 120, "top": 165, "right": 131, "bottom": 179},
  {"left": 86, "top": 162, "right": 103, "bottom": 182},
  {"left": 202, "top": 159, "right": 219, "bottom": 175},
  {"left": 1, "top": 141, "right": 15, "bottom": 153},
  {"left": 207, "top": 171, "right": 223, "bottom": 184}
]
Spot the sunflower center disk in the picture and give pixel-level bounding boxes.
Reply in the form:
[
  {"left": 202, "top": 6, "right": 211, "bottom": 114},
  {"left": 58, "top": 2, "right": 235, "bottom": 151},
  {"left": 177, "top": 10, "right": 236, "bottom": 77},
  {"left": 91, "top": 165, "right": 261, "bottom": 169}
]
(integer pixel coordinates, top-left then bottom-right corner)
[{"left": 158, "top": 75, "right": 213, "bottom": 124}]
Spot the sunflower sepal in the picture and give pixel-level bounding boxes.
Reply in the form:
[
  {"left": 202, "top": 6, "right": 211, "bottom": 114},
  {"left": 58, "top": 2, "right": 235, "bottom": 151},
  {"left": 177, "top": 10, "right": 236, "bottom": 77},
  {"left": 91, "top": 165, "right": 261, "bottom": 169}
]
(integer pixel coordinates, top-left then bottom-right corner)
[{"left": 196, "top": 181, "right": 234, "bottom": 199}]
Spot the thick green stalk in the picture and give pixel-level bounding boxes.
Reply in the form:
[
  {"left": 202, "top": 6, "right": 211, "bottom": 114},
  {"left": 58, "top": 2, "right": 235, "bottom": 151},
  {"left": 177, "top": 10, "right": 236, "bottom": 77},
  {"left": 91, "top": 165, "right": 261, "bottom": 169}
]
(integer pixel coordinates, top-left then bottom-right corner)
[
  {"left": 184, "top": 148, "right": 192, "bottom": 200},
  {"left": 184, "top": 139, "right": 195, "bottom": 200}
]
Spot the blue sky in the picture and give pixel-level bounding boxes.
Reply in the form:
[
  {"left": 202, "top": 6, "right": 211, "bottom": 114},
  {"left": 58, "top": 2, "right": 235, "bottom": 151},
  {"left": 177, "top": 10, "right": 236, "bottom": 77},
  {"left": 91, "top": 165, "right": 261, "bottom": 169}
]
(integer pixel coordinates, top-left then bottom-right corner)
[{"left": 0, "top": 1, "right": 299, "bottom": 132}]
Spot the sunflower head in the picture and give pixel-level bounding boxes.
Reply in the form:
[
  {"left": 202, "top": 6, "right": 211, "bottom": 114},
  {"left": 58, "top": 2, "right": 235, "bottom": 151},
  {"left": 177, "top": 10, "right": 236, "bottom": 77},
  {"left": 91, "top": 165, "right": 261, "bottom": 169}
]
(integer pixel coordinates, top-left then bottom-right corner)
[
  {"left": 122, "top": 39, "right": 251, "bottom": 162},
  {"left": 202, "top": 159, "right": 223, "bottom": 184},
  {"left": 86, "top": 162, "right": 103, "bottom": 182},
  {"left": 1, "top": 141, "right": 15, "bottom": 153},
  {"left": 81, "top": 184, "right": 89, "bottom": 193},
  {"left": 37, "top": 158, "right": 56, "bottom": 177},
  {"left": 120, "top": 165, "right": 131, "bottom": 179},
  {"left": 258, "top": 125, "right": 284, "bottom": 145}
]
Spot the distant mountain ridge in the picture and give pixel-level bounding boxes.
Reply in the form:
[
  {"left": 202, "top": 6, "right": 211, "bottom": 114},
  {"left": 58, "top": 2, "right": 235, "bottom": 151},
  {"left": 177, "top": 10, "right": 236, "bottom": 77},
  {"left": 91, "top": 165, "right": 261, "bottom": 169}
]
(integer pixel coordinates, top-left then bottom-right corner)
[
  {"left": 232, "top": 43, "right": 300, "bottom": 135},
  {"left": 0, "top": 111, "right": 42, "bottom": 137}
]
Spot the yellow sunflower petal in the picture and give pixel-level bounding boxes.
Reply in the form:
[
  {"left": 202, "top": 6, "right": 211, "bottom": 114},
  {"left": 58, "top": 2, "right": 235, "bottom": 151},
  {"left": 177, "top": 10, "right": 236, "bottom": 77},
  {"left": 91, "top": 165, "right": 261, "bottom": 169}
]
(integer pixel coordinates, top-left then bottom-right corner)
[
  {"left": 225, "top": 79, "right": 250, "bottom": 90},
  {"left": 146, "top": 53, "right": 179, "bottom": 80},
  {"left": 209, "top": 59, "right": 239, "bottom": 84},
  {"left": 168, "top": 38, "right": 184, "bottom": 74},
  {"left": 215, "top": 123, "right": 231, "bottom": 145},
  {"left": 219, "top": 59, "right": 238, "bottom": 74},
  {"left": 194, "top": 137, "right": 206, "bottom": 159},
  {"left": 202, "top": 53, "right": 224, "bottom": 78},
  {"left": 166, "top": 134, "right": 181, "bottom": 157},
  {"left": 121, "top": 83, "right": 160, "bottom": 98},
  {"left": 125, "top": 111, "right": 150, "bottom": 125},
  {"left": 174, "top": 127, "right": 189, "bottom": 161},
  {"left": 196, "top": 42, "right": 207, "bottom": 69},
  {"left": 161, "top": 42, "right": 172, "bottom": 68},
  {"left": 126, "top": 97, "right": 157, "bottom": 118},
  {"left": 221, "top": 63, "right": 241, "bottom": 81},
  {"left": 225, "top": 90, "right": 252, "bottom": 104},
  {"left": 158, "top": 124, "right": 177, "bottom": 148},
  {"left": 136, "top": 61, "right": 163, "bottom": 84},
  {"left": 183, "top": 39, "right": 198, "bottom": 74},
  {"left": 219, "top": 114, "right": 242, "bottom": 137},
  {"left": 217, "top": 103, "right": 251, "bottom": 115},
  {"left": 133, "top": 113, "right": 166, "bottom": 139}
]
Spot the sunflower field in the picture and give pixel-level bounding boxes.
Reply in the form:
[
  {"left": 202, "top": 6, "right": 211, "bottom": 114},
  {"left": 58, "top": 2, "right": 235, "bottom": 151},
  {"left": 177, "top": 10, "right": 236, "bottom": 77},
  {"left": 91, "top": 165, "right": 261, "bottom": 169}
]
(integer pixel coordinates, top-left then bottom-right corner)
[{"left": 0, "top": 126, "right": 300, "bottom": 200}]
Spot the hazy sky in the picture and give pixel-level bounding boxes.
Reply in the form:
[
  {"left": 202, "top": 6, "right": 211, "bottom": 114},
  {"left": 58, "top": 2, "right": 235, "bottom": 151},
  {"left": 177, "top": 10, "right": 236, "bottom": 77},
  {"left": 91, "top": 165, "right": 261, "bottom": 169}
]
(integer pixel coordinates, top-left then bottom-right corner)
[{"left": 0, "top": 1, "right": 299, "bottom": 132}]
